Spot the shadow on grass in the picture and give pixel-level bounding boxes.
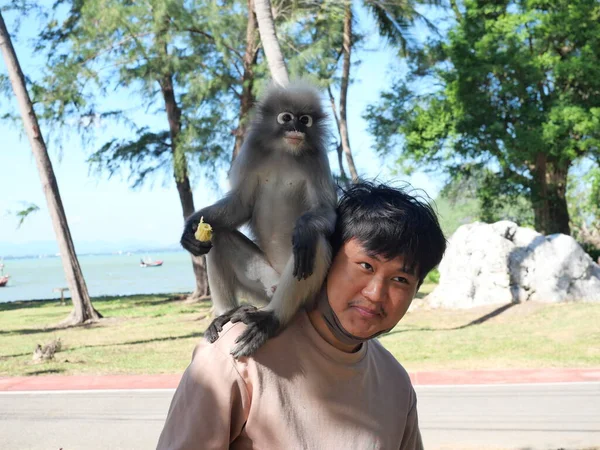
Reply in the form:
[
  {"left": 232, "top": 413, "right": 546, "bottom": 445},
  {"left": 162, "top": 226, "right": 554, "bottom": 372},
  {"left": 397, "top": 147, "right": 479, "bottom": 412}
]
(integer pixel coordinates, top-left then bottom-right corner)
[
  {"left": 65, "top": 331, "right": 205, "bottom": 353},
  {"left": 0, "top": 316, "right": 116, "bottom": 336},
  {"left": 25, "top": 368, "right": 66, "bottom": 376},
  {"left": 384, "top": 326, "right": 437, "bottom": 337},
  {"left": 0, "top": 299, "right": 62, "bottom": 312},
  {"left": 0, "top": 292, "right": 195, "bottom": 313},
  {"left": 0, "top": 351, "right": 31, "bottom": 359},
  {"left": 0, "top": 326, "right": 66, "bottom": 336},
  {"left": 115, "top": 331, "right": 204, "bottom": 347},
  {"left": 2, "top": 332, "right": 205, "bottom": 361},
  {"left": 452, "top": 302, "right": 517, "bottom": 329},
  {"left": 386, "top": 303, "right": 518, "bottom": 337}
]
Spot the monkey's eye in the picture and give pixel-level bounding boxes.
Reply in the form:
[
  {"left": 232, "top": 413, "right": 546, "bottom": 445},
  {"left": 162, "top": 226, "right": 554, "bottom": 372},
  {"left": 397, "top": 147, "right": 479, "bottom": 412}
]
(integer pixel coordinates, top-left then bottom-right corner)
[
  {"left": 299, "top": 115, "right": 313, "bottom": 127},
  {"left": 277, "top": 112, "right": 294, "bottom": 124}
]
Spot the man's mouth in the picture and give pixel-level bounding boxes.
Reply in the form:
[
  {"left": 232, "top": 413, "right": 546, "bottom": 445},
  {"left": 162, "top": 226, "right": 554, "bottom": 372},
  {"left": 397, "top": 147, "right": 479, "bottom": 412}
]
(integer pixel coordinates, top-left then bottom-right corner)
[{"left": 351, "top": 305, "right": 382, "bottom": 318}]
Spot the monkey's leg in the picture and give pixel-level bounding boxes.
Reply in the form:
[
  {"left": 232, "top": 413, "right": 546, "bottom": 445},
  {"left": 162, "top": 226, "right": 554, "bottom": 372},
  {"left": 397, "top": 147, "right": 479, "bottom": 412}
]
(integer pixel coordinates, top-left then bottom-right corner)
[
  {"left": 230, "top": 236, "right": 332, "bottom": 358},
  {"left": 205, "top": 230, "right": 280, "bottom": 342}
]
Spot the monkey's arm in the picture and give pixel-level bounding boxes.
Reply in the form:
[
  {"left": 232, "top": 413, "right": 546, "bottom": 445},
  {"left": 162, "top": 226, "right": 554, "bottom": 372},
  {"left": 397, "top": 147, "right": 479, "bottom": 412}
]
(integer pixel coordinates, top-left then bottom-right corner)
[
  {"left": 292, "top": 181, "right": 337, "bottom": 279},
  {"left": 181, "top": 176, "right": 258, "bottom": 256},
  {"left": 229, "top": 236, "right": 332, "bottom": 358},
  {"left": 292, "top": 206, "right": 336, "bottom": 279}
]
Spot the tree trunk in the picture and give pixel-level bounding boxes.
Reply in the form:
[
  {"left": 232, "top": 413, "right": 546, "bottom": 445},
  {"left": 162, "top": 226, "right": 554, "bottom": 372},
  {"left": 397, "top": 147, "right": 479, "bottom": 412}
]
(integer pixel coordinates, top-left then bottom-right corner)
[
  {"left": 531, "top": 153, "right": 571, "bottom": 235},
  {"left": 159, "top": 70, "right": 209, "bottom": 301},
  {"left": 339, "top": 3, "right": 359, "bottom": 182},
  {"left": 232, "top": 0, "right": 259, "bottom": 163},
  {"left": 253, "top": 0, "right": 289, "bottom": 86},
  {"left": 0, "top": 12, "right": 101, "bottom": 325},
  {"left": 327, "top": 87, "right": 349, "bottom": 185}
]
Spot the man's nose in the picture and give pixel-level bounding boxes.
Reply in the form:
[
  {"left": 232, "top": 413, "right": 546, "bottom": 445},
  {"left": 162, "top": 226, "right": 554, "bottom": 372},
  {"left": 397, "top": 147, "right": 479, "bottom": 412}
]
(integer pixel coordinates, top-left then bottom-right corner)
[{"left": 361, "top": 277, "right": 386, "bottom": 303}]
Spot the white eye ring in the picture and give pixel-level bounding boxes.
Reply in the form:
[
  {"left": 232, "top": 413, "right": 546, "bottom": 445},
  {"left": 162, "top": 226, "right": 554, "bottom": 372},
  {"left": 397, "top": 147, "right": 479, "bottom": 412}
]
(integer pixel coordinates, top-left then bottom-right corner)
[
  {"left": 299, "top": 115, "right": 313, "bottom": 127},
  {"left": 277, "top": 112, "right": 294, "bottom": 124}
]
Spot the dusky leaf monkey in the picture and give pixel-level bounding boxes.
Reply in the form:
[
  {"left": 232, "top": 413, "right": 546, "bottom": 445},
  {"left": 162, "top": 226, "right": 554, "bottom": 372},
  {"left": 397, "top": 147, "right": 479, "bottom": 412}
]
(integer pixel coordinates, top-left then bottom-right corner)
[{"left": 180, "top": 82, "right": 337, "bottom": 358}]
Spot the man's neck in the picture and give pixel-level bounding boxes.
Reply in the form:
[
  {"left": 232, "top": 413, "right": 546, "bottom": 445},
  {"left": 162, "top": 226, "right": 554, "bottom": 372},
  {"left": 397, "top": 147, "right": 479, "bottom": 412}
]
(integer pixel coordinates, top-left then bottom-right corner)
[{"left": 307, "top": 308, "right": 362, "bottom": 354}]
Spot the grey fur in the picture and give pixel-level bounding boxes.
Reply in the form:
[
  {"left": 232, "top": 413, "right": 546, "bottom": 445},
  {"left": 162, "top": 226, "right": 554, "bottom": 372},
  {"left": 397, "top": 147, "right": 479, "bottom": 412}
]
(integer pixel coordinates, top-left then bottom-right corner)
[{"left": 181, "top": 81, "right": 337, "bottom": 357}]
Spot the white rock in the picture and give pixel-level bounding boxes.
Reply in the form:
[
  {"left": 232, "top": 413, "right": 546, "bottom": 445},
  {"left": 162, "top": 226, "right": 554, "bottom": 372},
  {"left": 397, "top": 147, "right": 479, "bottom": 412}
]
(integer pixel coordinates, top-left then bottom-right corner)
[{"left": 426, "top": 221, "right": 600, "bottom": 308}]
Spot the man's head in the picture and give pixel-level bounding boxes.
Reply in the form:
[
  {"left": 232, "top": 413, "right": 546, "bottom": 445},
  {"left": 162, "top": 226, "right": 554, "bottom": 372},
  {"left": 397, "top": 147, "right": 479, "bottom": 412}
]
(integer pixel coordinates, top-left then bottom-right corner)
[{"left": 314, "top": 182, "right": 446, "bottom": 348}]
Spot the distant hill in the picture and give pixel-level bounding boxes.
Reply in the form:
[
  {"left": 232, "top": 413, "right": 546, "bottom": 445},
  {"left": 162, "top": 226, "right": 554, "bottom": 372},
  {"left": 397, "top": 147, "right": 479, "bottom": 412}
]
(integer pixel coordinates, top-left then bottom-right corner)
[{"left": 0, "top": 239, "right": 182, "bottom": 259}]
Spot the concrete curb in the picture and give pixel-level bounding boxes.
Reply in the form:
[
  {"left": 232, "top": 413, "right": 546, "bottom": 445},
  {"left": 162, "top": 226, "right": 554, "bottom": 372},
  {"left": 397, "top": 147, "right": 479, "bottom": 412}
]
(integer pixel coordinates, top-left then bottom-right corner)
[{"left": 1, "top": 368, "right": 599, "bottom": 391}]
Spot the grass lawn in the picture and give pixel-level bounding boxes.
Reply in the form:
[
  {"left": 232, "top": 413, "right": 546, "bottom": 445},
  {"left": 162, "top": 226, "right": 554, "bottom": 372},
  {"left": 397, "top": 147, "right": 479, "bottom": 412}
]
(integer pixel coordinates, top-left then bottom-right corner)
[{"left": 1, "top": 285, "right": 599, "bottom": 376}]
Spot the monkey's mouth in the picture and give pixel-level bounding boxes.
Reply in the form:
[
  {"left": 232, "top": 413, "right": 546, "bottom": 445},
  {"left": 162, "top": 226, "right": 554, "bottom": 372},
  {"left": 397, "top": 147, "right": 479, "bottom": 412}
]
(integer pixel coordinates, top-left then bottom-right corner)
[{"left": 284, "top": 132, "right": 305, "bottom": 146}]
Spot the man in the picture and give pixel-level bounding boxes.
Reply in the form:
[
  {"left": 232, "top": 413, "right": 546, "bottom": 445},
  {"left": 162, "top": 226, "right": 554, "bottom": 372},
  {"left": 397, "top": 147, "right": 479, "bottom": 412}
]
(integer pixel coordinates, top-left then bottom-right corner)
[{"left": 157, "top": 182, "right": 447, "bottom": 450}]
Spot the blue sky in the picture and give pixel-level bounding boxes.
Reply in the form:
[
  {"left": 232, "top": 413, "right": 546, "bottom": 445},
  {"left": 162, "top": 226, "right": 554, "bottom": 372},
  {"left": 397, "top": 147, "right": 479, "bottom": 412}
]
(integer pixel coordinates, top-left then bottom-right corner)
[{"left": 0, "top": 4, "right": 444, "bottom": 254}]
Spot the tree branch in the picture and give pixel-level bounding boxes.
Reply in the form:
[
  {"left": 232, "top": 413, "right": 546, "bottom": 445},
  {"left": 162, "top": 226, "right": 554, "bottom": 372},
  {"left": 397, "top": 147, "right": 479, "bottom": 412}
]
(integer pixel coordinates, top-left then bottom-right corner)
[{"left": 177, "top": 26, "right": 244, "bottom": 61}]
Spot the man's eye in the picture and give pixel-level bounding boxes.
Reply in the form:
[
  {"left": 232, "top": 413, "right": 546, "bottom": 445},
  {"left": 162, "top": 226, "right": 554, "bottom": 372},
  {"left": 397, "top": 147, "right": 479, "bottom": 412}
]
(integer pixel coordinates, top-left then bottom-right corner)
[
  {"left": 359, "top": 262, "right": 373, "bottom": 271},
  {"left": 393, "top": 276, "right": 409, "bottom": 285}
]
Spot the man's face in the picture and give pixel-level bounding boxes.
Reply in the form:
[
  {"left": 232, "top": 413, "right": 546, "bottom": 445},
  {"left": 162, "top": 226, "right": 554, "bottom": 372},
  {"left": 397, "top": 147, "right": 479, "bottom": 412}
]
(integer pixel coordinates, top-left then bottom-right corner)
[{"left": 326, "top": 238, "right": 419, "bottom": 338}]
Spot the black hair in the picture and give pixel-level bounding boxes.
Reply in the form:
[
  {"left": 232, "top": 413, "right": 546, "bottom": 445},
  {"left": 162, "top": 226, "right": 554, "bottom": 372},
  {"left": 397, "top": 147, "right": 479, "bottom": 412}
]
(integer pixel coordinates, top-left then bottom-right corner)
[{"left": 331, "top": 181, "right": 447, "bottom": 283}]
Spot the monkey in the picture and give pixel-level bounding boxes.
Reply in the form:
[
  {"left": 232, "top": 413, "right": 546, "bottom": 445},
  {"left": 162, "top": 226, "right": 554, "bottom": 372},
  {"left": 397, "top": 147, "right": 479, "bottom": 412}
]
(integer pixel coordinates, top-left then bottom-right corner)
[{"left": 180, "top": 81, "right": 337, "bottom": 358}]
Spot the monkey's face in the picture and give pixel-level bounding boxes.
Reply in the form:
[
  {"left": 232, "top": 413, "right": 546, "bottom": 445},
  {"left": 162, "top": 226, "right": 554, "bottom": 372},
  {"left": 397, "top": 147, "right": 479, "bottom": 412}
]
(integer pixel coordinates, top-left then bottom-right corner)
[
  {"left": 254, "top": 84, "right": 327, "bottom": 155},
  {"left": 274, "top": 110, "right": 315, "bottom": 154}
]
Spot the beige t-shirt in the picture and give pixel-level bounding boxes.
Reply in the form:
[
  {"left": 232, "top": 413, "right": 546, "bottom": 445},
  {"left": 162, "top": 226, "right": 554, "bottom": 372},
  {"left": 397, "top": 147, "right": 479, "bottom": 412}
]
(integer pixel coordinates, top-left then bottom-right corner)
[{"left": 157, "top": 310, "right": 423, "bottom": 450}]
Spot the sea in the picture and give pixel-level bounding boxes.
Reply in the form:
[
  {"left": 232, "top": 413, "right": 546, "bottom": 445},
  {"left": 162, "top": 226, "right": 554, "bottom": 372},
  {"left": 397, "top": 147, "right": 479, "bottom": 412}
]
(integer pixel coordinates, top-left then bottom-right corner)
[{"left": 0, "top": 251, "right": 197, "bottom": 303}]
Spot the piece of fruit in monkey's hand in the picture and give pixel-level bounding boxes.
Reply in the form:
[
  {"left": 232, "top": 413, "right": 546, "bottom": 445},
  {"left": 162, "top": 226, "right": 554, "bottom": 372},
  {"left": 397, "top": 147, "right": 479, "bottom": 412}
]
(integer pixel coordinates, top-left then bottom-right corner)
[{"left": 194, "top": 216, "right": 213, "bottom": 242}]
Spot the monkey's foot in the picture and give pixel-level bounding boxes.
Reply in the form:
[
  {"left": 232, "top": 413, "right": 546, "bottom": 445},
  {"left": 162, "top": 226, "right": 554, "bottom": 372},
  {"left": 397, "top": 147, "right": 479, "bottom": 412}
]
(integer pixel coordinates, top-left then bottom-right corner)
[
  {"left": 205, "top": 305, "right": 257, "bottom": 343},
  {"left": 230, "top": 309, "right": 281, "bottom": 359}
]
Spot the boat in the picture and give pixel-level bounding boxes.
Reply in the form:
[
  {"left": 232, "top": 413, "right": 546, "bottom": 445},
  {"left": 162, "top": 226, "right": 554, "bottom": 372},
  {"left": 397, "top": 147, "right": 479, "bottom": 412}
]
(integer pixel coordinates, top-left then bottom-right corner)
[
  {"left": 0, "top": 262, "right": 8, "bottom": 287},
  {"left": 140, "top": 257, "right": 163, "bottom": 268}
]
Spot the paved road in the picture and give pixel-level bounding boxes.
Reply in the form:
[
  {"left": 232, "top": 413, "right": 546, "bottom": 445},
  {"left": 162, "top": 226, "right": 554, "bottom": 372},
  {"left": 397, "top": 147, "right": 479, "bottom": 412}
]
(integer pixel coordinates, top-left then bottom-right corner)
[
  {"left": 1, "top": 383, "right": 598, "bottom": 450},
  {"left": 418, "top": 383, "right": 600, "bottom": 449}
]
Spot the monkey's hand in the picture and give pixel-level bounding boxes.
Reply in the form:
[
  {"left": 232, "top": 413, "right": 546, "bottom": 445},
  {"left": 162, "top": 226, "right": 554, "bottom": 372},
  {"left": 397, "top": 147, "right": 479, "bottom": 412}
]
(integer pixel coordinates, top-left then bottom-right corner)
[
  {"left": 180, "top": 216, "right": 213, "bottom": 256},
  {"left": 292, "top": 224, "right": 319, "bottom": 281},
  {"left": 230, "top": 308, "right": 281, "bottom": 359},
  {"left": 205, "top": 305, "right": 257, "bottom": 343}
]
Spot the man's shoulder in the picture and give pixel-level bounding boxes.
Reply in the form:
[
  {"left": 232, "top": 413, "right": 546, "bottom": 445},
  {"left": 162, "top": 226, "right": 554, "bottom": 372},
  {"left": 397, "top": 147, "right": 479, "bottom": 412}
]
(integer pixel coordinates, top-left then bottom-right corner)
[
  {"left": 194, "top": 320, "right": 247, "bottom": 361},
  {"left": 368, "top": 338, "right": 412, "bottom": 385},
  {"left": 195, "top": 313, "right": 303, "bottom": 364}
]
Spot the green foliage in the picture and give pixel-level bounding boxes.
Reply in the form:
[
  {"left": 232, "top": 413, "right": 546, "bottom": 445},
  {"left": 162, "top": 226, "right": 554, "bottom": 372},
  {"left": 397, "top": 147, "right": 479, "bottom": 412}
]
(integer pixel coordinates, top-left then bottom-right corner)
[
  {"left": 434, "top": 166, "right": 534, "bottom": 237},
  {"left": 423, "top": 267, "right": 439, "bottom": 284},
  {"left": 275, "top": 0, "right": 346, "bottom": 83},
  {"left": 27, "top": 0, "right": 372, "bottom": 187},
  {"left": 363, "top": 0, "right": 440, "bottom": 56},
  {"left": 32, "top": 0, "right": 251, "bottom": 187},
  {"left": 365, "top": 0, "right": 600, "bottom": 235},
  {"left": 434, "top": 194, "right": 479, "bottom": 237},
  {"left": 10, "top": 203, "right": 40, "bottom": 228},
  {"left": 567, "top": 162, "right": 600, "bottom": 259}
]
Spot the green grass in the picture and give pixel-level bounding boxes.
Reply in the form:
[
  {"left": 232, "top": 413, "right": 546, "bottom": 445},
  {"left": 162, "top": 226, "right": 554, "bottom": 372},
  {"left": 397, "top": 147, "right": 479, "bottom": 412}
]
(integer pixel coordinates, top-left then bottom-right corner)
[
  {"left": 0, "top": 294, "right": 212, "bottom": 376},
  {"left": 1, "top": 287, "right": 599, "bottom": 376}
]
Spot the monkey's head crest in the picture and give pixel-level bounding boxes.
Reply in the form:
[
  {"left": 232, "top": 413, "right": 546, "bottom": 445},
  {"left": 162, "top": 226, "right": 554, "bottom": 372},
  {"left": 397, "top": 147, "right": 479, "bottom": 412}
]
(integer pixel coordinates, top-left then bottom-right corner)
[{"left": 253, "top": 81, "right": 329, "bottom": 156}]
